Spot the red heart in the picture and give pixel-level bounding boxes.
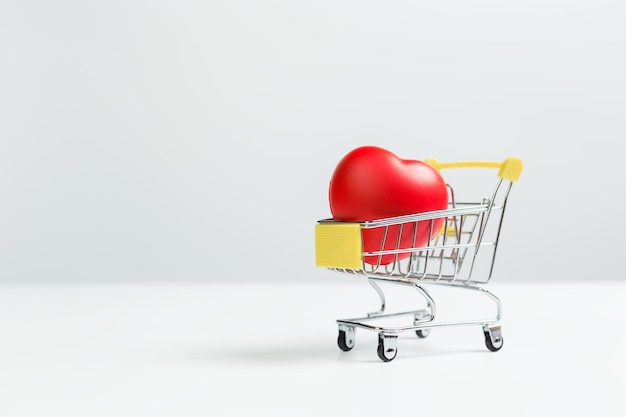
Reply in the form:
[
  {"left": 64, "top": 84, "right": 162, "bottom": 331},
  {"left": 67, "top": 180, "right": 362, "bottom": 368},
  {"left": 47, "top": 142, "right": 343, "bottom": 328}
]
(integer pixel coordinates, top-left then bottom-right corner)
[{"left": 329, "top": 146, "right": 449, "bottom": 265}]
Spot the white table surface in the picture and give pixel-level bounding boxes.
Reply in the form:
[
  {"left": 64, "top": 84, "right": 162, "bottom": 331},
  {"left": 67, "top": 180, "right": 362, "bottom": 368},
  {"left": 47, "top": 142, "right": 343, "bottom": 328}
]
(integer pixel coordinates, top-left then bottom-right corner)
[{"left": 1, "top": 280, "right": 624, "bottom": 417}]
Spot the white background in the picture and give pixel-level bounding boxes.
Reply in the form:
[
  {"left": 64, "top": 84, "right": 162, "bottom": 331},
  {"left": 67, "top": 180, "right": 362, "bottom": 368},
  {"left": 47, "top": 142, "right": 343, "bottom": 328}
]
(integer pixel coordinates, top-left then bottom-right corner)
[
  {"left": 1, "top": 0, "right": 625, "bottom": 283},
  {"left": 2, "top": 281, "right": 626, "bottom": 416},
  {"left": 2, "top": 3, "right": 626, "bottom": 416}
]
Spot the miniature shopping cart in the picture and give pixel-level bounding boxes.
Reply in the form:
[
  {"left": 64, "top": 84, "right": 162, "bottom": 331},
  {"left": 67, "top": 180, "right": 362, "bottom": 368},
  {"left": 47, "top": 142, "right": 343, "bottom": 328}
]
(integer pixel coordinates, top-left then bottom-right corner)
[{"left": 315, "top": 157, "right": 523, "bottom": 361}]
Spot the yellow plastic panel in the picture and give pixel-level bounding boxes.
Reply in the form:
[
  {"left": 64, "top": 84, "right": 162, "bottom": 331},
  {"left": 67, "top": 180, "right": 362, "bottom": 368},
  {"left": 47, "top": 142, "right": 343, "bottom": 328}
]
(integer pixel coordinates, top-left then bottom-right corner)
[{"left": 315, "top": 223, "right": 362, "bottom": 269}]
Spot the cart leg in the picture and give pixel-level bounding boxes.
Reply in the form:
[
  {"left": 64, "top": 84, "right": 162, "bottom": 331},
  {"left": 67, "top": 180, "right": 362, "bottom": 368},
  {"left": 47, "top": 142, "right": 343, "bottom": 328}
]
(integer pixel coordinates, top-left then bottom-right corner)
[
  {"left": 483, "top": 324, "right": 503, "bottom": 352},
  {"left": 367, "top": 279, "right": 386, "bottom": 317},
  {"left": 337, "top": 325, "right": 356, "bottom": 351},
  {"left": 411, "top": 285, "right": 435, "bottom": 338},
  {"left": 377, "top": 333, "right": 398, "bottom": 362}
]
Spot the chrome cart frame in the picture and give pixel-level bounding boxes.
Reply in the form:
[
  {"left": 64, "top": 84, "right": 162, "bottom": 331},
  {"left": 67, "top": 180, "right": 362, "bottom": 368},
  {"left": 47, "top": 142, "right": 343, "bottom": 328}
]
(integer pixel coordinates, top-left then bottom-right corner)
[{"left": 315, "top": 157, "right": 523, "bottom": 361}]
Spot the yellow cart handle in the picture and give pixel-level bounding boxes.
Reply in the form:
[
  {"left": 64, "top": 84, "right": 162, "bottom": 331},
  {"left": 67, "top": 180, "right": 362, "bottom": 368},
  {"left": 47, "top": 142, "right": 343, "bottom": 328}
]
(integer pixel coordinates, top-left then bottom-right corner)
[{"left": 424, "top": 157, "right": 523, "bottom": 182}]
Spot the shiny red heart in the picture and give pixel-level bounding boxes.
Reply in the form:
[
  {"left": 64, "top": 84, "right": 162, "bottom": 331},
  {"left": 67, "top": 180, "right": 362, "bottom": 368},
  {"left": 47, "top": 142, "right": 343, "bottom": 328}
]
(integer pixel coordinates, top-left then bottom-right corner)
[{"left": 329, "top": 146, "right": 449, "bottom": 265}]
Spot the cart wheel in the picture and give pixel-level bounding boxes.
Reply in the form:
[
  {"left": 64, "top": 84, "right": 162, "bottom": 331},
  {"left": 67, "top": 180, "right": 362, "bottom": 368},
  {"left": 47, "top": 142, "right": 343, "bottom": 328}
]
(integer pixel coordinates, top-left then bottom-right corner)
[
  {"left": 376, "top": 334, "right": 398, "bottom": 362},
  {"left": 483, "top": 326, "right": 503, "bottom": 352},
  {"left": 416, "top": 329, "right": 430, "bottom": 338},
  {"left": 337, "top": 328, "right": 355, "bottom": 351},
  {"left": 413, "top": 309, "right": 432, "bottom": 339}
]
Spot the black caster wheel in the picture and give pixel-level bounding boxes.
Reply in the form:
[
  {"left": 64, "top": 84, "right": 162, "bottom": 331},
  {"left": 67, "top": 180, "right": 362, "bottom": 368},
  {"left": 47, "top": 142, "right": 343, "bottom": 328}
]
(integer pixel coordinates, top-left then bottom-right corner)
[
  {"left": 337, "top": 328, "right": 355, "bottom": 351},
  {"left": 416, "top": 329, "right": 430, "bottom": 338},
  {"left": 376, "top": 334, "right": 398, "bottom": 362},
  {"left": 483, "top": 326, "right": 503, "bottom": 352}
]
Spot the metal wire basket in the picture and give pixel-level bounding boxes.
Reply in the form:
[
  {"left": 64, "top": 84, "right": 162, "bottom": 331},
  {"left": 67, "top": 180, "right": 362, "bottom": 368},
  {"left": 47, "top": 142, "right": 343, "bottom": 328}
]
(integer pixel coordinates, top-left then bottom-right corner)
[{"left": 315, "top": 157, "right": 523, "bottom": 361}]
